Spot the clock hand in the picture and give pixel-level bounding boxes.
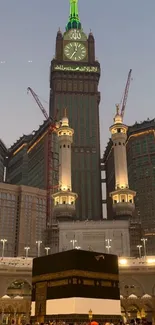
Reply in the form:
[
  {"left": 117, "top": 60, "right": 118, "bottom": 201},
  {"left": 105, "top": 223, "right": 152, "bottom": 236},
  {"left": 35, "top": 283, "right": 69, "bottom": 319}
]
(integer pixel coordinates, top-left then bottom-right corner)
[{"left": 70, "top": 51, "right": 77, "bottom": 59}]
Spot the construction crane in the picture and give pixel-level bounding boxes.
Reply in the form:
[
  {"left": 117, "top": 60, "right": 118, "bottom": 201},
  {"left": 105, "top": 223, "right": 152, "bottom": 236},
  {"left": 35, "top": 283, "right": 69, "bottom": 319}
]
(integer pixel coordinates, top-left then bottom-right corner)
[
  {"left": 120, "top": 69, "right": 132, "bottom": 120},
  {"left": 27, "top": 87, "right": 49, "bottom": 120},
  {"left": 27, "top": 87, "right": 58, "bottom": 227}
]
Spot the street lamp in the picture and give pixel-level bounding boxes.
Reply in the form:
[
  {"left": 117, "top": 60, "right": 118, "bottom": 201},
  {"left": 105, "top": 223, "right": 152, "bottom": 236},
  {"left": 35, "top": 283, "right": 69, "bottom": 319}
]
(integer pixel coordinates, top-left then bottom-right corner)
[
  {"left": 75, "top": 246, "right": 81, "bottom": 250},
  {"left": 36, "top": 241, "right": 42, "bottom": 257},
  {"left": 105, "top": 239, "right": 112, "bottom": 254},
  {"left": 1, "top": 239, "right": 7, "bottom": 258},
  {"left": 70, "top": 239, "right": 77, "bottom": 249},
  {"left": 141, "top": 238, "right": 147, "bottom": 258},
  {"left": 45, "top": 247, "right": 50, "bottom": 255},
  {"left": 24, "top": 247, "right": 30, "bottom": 258},
  {"left": 137, "top": 245, "right": 142, "bottom": 258}
]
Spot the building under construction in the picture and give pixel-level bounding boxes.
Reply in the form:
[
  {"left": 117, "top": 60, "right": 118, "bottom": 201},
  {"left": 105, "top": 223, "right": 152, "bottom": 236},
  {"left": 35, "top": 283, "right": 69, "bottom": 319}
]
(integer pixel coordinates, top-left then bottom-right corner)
[
  {"left": 0, "top": 140, "right": 7, "bottom": 182},
  {"left": 6, "top": 120, "right": 59, "bottom": 218},
  {"left": 103, "top": 118, "right": 155, "bottom": 255}
]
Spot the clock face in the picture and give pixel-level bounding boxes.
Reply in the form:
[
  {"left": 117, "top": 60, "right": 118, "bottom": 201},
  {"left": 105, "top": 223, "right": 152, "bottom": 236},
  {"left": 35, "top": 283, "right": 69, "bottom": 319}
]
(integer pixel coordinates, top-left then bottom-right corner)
[{"left": 64, "top": 42, "right": 87, "bottom": 61}]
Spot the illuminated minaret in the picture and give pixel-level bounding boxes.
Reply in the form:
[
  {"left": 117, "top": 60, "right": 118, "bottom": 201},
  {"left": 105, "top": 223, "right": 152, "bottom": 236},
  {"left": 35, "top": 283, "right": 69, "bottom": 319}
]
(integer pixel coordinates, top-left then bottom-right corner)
[
  {"left": 110, "top": 105, "right": 136, "bottom": 217},
  {"left": 52, "top": 111, "right": 78, "bottom": 220}
]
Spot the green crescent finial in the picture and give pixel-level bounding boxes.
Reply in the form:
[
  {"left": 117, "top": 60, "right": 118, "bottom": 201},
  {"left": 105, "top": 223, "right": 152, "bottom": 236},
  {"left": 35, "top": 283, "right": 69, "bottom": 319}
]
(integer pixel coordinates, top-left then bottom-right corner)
[{"left": 66, "top": 0, "right": 82, "bottom": 31}]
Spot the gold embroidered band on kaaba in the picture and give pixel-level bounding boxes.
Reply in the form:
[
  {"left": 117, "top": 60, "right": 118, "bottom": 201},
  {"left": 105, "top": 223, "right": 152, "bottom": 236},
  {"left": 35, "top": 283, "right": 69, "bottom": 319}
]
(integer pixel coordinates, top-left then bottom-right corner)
[
  {"left": 47, "top": 279, "right": 113, "bottom": 288},
  {"left": 32, "top": 269, "right": 118, "bottom": 283}
]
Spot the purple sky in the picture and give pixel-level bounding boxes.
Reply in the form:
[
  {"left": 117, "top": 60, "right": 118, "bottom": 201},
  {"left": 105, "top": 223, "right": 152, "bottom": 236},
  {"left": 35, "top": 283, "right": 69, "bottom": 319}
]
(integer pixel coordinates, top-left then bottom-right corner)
[{"left": 0, "top": 0, "right": 155, "bottom": 154}]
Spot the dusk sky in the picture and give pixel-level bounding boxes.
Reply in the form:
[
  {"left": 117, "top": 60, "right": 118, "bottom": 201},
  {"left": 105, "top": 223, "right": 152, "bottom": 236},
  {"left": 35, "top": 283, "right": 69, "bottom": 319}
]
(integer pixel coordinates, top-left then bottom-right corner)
[{"left": 0, "top": 0, "right": 155, "bottom": 154}]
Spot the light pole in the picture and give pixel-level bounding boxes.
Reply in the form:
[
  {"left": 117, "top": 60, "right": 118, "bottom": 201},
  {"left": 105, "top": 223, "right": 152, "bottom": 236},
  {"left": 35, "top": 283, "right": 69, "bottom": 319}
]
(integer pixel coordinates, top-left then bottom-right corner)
[
  {"left": 1, "top": 239, "right": 7, "bottom": 258},
  {"left": 137, "top": 245, "right": 142, "bottom": 258},
  {"left": 24, "top": 247, "right": 30, "bottom": 258},
  {"left": 45, "top": 247, "right": 50, "bottom": 255},
  {"left": 75, "top": 246, "right": 81, "bottom": 250},
  {"left": 105, "top": 239, "right": 112, "bottom": 254},
  {"left": 70, "top": 239, "right": 77, "bottom": 249},
  {"left": 36, "top": 241, "right": 42, "bottom": 257},
  {"left": 141, "top": 238, "right": 147, "bottom": 258}
]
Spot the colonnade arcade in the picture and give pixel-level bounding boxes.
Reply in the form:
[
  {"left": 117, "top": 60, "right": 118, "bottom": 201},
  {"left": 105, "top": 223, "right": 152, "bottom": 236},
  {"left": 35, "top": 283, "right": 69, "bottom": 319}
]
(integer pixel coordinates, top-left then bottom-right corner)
[
  {"left": 120, "top": 276, "right": 155, "bottom": 322},
  {"left": 0, "top": 275, "right": 155, "bottom": 324},
  {"left": 0, "top": 279, "right": 31, "bottom": 324}
]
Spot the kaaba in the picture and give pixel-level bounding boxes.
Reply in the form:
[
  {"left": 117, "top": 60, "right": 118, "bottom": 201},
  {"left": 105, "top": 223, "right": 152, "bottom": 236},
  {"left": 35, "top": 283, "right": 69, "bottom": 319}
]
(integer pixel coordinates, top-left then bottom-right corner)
[{"left": 31, "top": 249, "right": 121, "bottom": 324}]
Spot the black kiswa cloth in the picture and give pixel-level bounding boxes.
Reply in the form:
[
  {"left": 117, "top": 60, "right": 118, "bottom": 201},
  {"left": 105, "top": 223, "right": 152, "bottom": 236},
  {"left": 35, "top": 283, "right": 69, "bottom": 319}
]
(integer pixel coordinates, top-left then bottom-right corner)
[{"left": 32, "top": 249, "right": 119, "bottom": 277}]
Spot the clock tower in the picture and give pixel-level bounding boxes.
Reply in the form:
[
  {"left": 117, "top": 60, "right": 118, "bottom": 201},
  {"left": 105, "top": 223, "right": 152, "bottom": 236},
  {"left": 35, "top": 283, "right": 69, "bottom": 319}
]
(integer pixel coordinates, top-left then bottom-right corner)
[{"left": 49, "top": 0, "right": 102, "bottom": 220}]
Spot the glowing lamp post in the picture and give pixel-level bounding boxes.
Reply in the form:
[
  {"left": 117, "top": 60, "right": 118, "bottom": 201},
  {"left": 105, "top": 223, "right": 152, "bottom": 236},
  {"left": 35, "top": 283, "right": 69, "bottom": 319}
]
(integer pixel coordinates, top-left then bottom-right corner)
[
  {"left": 36, "top": 241, "right": 42, "bottom": 257},
  {"left": 45, "top": 247, "right": 50, "bottom": 256},
  {"left": 70, "top": 239, "right": 77, "bottom": 249},
  {"left": 1, "top": 239, "right": 7, "bottom": 258},
  {"left": 137, "top": 245, "right": 142, "bottom": 258},
  {"left": 75, "top": 246, "right": 81, "bottom": 250},
  {"left": 105, "top": 239, "right": 112, "bottom": 254},
  {"left": 24, "top": 247, "right": 30, "bottom": 258},
  {"left": 141, "top": 238, "right": 147, "bottom": 258}
]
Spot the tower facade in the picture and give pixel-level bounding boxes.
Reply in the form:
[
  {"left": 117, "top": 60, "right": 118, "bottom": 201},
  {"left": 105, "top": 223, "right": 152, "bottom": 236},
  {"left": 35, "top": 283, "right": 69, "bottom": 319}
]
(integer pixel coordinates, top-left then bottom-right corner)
[
  {"left": 110, "top": 106, "right": 136, "bottom": 217},
  {"left": 52, "top": 114, "right": 78, "bottom": 220},
  {"left": 49, "top": 0, "right": 102, "bottom": 220}
]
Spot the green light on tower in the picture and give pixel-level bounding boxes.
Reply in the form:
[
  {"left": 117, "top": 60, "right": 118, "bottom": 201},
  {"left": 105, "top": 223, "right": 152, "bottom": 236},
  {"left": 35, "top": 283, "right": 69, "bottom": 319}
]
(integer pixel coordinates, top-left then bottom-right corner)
[{"left": 66, "top": 0, "right": 82, "bottom": 31}]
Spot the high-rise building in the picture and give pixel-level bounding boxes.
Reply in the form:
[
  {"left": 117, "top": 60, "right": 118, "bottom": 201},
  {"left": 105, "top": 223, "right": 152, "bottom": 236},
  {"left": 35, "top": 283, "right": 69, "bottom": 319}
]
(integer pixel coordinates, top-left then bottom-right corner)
[
  {"left": 6, "top": 121, "right": 59, "bottom": 191},
  {"left": 49, "top": 0, "right": 102, "bottom": 220},
  {"left": 6, "top": 134, "right": 33, "bottom": 186},
  {"left": 6, "top": 0, "right": 102, "bottom": 221},
  {"left": 0, "top": 140, "right": 7, "bottom": 182},
  {"left": 0, "top": 182, "right": 46, "bottom": 257},
  {"left": 103, "top": 118, "right": 155, "bottom": 255}
]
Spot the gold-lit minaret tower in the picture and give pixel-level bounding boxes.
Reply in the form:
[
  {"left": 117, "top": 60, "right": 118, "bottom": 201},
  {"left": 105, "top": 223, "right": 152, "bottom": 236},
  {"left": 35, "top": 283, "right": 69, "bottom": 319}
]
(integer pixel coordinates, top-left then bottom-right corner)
[
  {"left": 110, "top": 105, "right": 136, "bottom": 217},
  {"left": 52, "top": 111, "right": 78, "bottom": 220}
]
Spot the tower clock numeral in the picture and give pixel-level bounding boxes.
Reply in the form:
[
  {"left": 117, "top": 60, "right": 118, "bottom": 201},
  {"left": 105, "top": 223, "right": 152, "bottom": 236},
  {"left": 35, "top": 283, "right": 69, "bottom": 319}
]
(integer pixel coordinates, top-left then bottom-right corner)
[{"left": 64, "top": 42, "right": 87, "bottom": 62}]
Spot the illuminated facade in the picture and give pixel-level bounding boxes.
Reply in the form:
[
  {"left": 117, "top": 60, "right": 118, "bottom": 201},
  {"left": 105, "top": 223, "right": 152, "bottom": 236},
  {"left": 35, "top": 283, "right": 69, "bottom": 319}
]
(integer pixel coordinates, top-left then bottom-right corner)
[
  {"left": 109, "top": 106, "right": 136, "bottom": 217},
  {"left": 49, "top": 0, "right": 102, "bottom": 220},
  {"left": 6, "top": 121, "right": 59, "bottom": 192},
  {"left": 0, "top": 182, "right": 46, "bottom": 257},
  {"left": 52, "top": 115, "right": 78, "bottom": 219},
  {"left": 103, "top": 118, "right": 155, "bottom": 255},
  {"left": 6, "top": 134, "right": 32, "bottom": 185}
]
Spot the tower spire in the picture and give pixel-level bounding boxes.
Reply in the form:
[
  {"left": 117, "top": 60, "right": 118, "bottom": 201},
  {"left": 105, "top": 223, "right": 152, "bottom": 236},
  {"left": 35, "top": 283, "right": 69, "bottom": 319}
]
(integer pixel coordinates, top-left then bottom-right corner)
[{"left": 66, "top": 0, "right": 82, "bottom": 31}]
